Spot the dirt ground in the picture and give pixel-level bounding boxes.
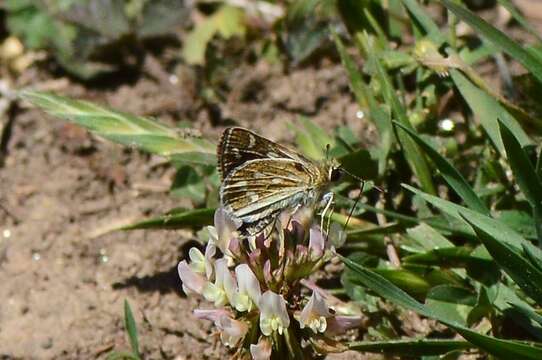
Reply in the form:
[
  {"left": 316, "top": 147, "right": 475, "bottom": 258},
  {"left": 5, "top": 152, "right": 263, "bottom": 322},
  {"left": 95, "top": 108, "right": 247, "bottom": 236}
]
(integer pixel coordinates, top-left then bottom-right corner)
[{"left": 0, "top": 56, "right": 374, "bottom": 359}]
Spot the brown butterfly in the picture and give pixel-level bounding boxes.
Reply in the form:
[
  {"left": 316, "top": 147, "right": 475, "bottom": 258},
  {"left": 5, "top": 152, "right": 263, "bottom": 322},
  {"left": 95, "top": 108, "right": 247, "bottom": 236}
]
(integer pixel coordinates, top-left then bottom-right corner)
[{"left": 217, "top": 127, "right": 342, "bottom": 238}]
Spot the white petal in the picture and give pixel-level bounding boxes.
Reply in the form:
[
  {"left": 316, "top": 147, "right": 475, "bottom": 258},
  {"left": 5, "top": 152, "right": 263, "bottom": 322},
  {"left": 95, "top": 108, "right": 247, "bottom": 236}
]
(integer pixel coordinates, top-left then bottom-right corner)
[
  {"left": 235, "top": 264, "right": 261, "bottom": 308},
  {"left": 250, "top": 338, "right": 272, "bottom": 360},
  {"left": 177, "top": 260, "right": 206, "bottom": 295}
]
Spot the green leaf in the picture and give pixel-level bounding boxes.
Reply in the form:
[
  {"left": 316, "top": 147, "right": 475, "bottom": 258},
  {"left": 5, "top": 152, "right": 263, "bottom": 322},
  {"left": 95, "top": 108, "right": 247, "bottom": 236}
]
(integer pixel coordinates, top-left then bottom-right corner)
[
  {"left": 459, "top": 211, "right": 542, "bottom": 305},
  {"left": 120, "top": 208, "right": 215, "bottom": 231},
  {"left": 362, "top": 35, "right": 435, "bottom": 194},
  {"left": 403, "top": 247, "right": 493, "bottom": 268},
  {"left": 406, "top": 223, "right": 454, "bottom": 251},
  {"left": 441, "top": 0, "right": 542, "bottom": 84},
  {"left": 292, "top": 117, "right": 334, "bottom": 160},
  {"left": 496, "top": 0, "right": 542, "bottom": 42},
  {"left": 341, "top": 255, "right": 542, "bottom": 359},
  {"left": 332, "top": 30, "right": 393, "bottom": 176},
  {"left": 19, "top": 91, "right": 216, "bottom": 164},
  {"left": 123, "top": 300, "right": 140, "bottom": 360},
  {"left": 348, "top": 339, "right": 472, "bottom": 355},
  {"left": 394, "top": 121, "right": 488, "bottom": 214},
  {"left": 399, "top": 0, "right": 446, "bottom": 45},
  {"left": 499, "top": 120, "right": 542, "bottom": 246},
  {"left": 403, "top": 184, "right": 535, "bottom": 250},
  {"left": 182, "top": 5, "right": 245, "bottom": 65},
  {"left": 450, "top": 70, "right": 531, "bottom": 155}
]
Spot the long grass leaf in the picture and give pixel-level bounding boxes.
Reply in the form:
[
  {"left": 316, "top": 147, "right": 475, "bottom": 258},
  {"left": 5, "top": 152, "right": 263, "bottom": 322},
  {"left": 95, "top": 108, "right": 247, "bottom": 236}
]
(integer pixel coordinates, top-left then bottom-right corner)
[
  {"left": 499, "top": 120, "right": 542, "bottom": 246},
  {"left": 363, "top": 38, "right": 435, "bottom": 194},
  {"left": 441, "top": 0, "right": 542, "bottom": 83},
  {"left": 348, "top": 339, "right": 472, "bottom": 355},
  {"left": 341, "top": 255, "right": 542, "bottom": 359},
  {"left": 459, "top": 212, "right": 542, "bottom": 305},
  {"left": 394, "top": 121, "right": 488, "bottom": 214},
  {"left": 450, "top": 70, "right": 531, "bottom": 154},
  {"left": 20, "top": 90, "right": 216, "bottom": 165}
]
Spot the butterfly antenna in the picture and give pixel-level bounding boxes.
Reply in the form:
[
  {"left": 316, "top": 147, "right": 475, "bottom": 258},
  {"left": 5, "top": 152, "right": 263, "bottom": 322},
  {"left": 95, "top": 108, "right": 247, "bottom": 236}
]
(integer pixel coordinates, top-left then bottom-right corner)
[
  {"left": 340, "top": 167, "right": 385, "bottom": 193},
  {"left": 343, "top": 179, "right": 365, "bottom": 232},
  {"left": 325, "top": 144, "right": 330, "bottom": 160}
]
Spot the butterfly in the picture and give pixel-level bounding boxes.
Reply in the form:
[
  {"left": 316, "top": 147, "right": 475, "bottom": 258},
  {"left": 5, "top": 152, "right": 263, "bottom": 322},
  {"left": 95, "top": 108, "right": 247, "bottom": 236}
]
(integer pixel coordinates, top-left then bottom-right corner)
[{"left": 217, "top": 127, "right": 342, "bottom": 238}]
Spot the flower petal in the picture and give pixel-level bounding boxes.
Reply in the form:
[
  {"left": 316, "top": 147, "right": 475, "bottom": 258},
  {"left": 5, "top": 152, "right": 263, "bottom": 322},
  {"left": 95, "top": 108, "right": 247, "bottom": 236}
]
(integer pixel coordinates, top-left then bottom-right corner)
[
  {"left": 309, "top": 227, "right": 325, "bottom": 259},
  {"left": 178, "top": 260, "right": 206, "bottom": 295},
  {"left": 217, "top": 315, "right": 248, "bottom": 347},
  {"left": 298, "top": 291, "right": 331, "bottom": 333},
  {"left": 235, "top": 264, "right": 261, "bottom": 311},
  {"left": 250, "top": 337, "right": 272, "bottom": 360},
  {"left": 259, "top": 290, "right": 290, "bottom": 336}
]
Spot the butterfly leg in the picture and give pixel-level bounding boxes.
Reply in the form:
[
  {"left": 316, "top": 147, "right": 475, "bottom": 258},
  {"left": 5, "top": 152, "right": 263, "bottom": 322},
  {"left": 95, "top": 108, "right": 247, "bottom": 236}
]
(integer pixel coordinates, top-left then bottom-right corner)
[{"left": 320, "top": 192, "right": 334, "bottom": 235}]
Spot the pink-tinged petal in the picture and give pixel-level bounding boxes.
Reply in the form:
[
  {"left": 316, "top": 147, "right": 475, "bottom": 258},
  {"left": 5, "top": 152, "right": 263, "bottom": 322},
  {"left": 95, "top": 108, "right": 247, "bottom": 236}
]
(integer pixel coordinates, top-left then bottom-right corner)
[
  {"left": 213, "top": 208, "right": 241, "bottom": 253},
  {"left": 259, "top": 291, "right": 290, "bottom": 336},
  {"left": 250, "top": 337, "right": 272, "bottom": 360},
  {"left": 234, "top": 264, "right": 261, "bottom": 311},
  {"left": 193, "top": 308, "right": 231, "bottom": 323},
  {"left": 216, "top": 315, "right": 248, "bottom": 347},
  {"left": 204, "top": 242, "right": 216, "bottom": 279},
  {"left": 309, "top": 227, "right": 325, "bottom": 259},
  {"left": 178, "top": 260, "right": 206, "bottom": 295},
  {"left": 298, "top": 291, "right": 331, "bottom": 333},
  {"left": 325, "top": 315, "right": 363, "bottom": 335},
  {"left": 221, "top": 264, "right": 238, "bottom": 306}
]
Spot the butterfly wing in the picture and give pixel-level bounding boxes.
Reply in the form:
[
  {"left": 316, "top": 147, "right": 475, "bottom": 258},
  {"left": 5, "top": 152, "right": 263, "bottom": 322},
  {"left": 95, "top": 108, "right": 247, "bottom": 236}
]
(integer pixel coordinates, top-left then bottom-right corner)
[
  {"left": 220, "top": 158, "right": 319, "bottom": 237},
  {"left": 217, "top": 127, "right": 310, "bottom": 181}
]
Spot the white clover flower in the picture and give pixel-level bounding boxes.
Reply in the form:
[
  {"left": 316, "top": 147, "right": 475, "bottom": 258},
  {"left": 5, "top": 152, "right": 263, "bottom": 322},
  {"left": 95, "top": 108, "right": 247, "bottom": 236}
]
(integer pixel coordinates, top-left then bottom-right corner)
[
  {"left": 203, "top": 258, "right": 234, "bottom": 306},
  {"left": 250, "top": 337, "right": 272, "bottom": 360},
  {"left": 188, "top": 241, "right": 215, "bottom": 279},
  {"left": 233, "top": 264, "right": 261, "bottom": 312},
  {"left": 178, "top": 260, "right": 207, "bottom": 295},
  {"left": 298, "top": 291, "right": 331, "bottom": 333},
  {"left": 259, "top": 290, "right": 290, "bottom": 336}
]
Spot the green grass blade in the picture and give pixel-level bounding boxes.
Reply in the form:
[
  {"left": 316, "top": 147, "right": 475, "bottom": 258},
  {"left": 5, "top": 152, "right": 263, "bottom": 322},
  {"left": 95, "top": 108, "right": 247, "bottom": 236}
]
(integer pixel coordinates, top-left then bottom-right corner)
[
  {"left": 119, "top": 208, "right": 215, "bottom": 231},
  {"left": 459, "top": 211, "right": 542, "bottom": 305},
  {"left": 441, "top": 0, "right": 542, "bottom": 84},
  {"left": 400, "top": 0, "right": 446, "bottom": 45},
  {"left": 348, "top": 339, "right": 472, "bottom": 355},
  {"left": 496, "top": 0, "right": 542, "bottom": 42},
  {"left": 402, "top": 184, "right": 531, "bottom": 250},
  {"left": 332, "top": 30, "right": 393, "bottom": 176},
  {"left": 123, "top": 300, "right": 141, "bottom": 360},
  {"left": 499, "top": 120, "right": 542, "bottom": 246},
  {"left": 341, "top": 255, "right": 542, "bottom": 359},
  {"left": 363, "top": 37, "right": 435, "bottom": 194},
  {"left": 403, "top": 247, "right": 493, "bottom": 268},
  {"left": 394, "top": 121, "right": 488, "bottom": 214},
  {"left": 19, "top": 90, "right": 216, "bottom": 164},
  {"left": 450, "top": 70, "right": 531, "bottom": 154}
]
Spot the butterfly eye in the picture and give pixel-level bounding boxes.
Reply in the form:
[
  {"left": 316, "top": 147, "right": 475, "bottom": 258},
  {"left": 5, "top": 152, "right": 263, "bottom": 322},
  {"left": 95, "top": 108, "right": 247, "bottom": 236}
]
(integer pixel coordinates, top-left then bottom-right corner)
[{"left": 329, "top": 168, "right": 342, "bottom": 182}]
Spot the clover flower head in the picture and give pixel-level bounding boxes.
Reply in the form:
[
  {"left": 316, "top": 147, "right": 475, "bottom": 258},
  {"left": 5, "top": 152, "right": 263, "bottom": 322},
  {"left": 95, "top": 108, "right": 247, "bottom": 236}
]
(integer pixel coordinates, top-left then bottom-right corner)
[{"left": 178, "top": 207, "right": 361, "bottom": 358}]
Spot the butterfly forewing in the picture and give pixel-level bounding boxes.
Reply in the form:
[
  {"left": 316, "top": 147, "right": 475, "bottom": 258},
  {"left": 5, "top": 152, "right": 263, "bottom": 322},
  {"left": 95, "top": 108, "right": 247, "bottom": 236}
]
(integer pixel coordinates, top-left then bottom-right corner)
[{"left": 218, "top": 127, "right": 310, "bottom": 180}]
